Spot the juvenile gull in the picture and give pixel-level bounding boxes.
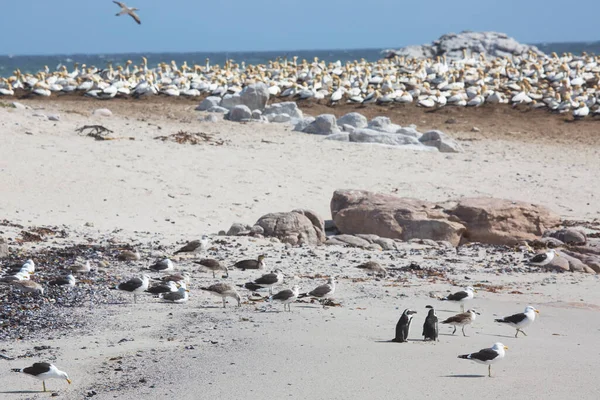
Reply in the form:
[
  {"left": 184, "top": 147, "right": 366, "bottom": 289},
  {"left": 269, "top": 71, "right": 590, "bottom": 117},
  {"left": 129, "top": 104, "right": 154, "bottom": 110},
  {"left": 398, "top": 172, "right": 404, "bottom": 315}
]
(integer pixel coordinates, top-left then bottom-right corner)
[
  {"left": 527, "top": 249, "right": 557, "bottom": 266},
  {"left": 10, "top": 280, "right": 44, "bottom": 295},
  {"left": 70, "top": 260, "right": 91, "bottom": 273},
  {"left": 269, "top": 285, "right": 300, "bottom": 312},
  {"left": 246, "top": 269, "right": 283, "bottom": 295},
  {"left": 440, "top": 286, "right": 475, "bottom": 312},
  {"left": 113, "top": 1, "right": 141, "bottom": 25},
  {"left": 48, "top": 274, "right": 76, "bottom": 288},
  {"left": 232, "top": 254, "right": 266, "bottom": 271},
  {"left": 495, "top": 305, "right": 540, "bottom": 337},
  {"left": 422, "top": 305, "right": 439, "bottom": 341},
  {"left": 160, "top": 286, "right": 189, "bottom": 303},
  {"left": 458, "top": 342, "right": 508, "bottom": 377},
  {"left": 146, "top": 280, "right": 178, "bottom": 295},
  {"left": 174, "top": 235, "right": 210, "bottom": 255},
  {"left": 148, "top": 258, "right": 174, "bottom": 272},
  {"left": 115, "top": 274, "right": 150, "bottom": 303},
  {"left": 355, "top": 261, "right": 387, "bottom": 277},
  {"left": 441, "top": 309, "right": 480, "bottom": 336},
  {"left": 117, "top": 248, "right": 141, "bottom": 261},
  {"left": 159, "top": 272, "right": 191, "bottom": 286},
  {"left": 12, "top": 362, "right": 72, "bottom": 392},
  {"left": 193, "top": 259, "right": 229, "bottom": 278},
  {"left": 200, "top": 283, "right": 241, "bottom": 308}
]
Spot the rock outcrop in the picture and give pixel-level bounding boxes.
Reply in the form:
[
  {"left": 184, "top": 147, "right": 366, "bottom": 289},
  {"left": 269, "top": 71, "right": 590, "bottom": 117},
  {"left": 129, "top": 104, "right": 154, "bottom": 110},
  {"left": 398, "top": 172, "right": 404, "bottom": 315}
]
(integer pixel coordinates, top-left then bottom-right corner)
[{"left": 254, "top": 210, "right": 326, "bottom": 246}]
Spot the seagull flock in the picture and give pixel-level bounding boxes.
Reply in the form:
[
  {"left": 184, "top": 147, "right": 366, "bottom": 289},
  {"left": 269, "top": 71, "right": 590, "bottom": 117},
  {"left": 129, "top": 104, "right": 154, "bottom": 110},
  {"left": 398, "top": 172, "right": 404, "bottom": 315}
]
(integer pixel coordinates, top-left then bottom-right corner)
[{"left": 2, "top": 244, "right": 554, "bottom": 390}]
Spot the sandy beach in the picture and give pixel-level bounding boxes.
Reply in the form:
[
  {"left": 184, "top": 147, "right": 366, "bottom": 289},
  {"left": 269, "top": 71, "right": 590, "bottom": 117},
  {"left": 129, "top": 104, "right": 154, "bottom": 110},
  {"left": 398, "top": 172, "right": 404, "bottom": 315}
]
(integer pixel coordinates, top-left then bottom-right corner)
[{"left": 1, "top": 97, "right": 600, "bottom": 400}]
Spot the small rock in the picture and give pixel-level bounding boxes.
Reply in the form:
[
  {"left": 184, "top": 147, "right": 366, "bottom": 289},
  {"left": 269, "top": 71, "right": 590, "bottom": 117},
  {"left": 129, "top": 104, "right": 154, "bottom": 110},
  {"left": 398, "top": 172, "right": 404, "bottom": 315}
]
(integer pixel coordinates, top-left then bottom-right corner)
[
  {"left": 32, "top": 112, "right": 47, "bottom": 120},
  {"left": 419, "top": 130, "right": 463, "bottom": 153},
  {"left": 196, "top": 96, "right": 222, "bottom": 111},
  {"left": 337, "top": 112, "right": 368, "bottom": 129},
  {"left": 92, "top": 108, "right": 112, "bottom": 117},
  {"left": 227, "top": 223, "right": 250, "bottom": 236},
  {"left": 293, "top": 117, "right": 315, "bottom": 132},
  {"left": 202, "top": 114, "right": 219, "bottom": 123},
  {"left": 220, "top": 94, "right": 242, "bottom": 110},
  {"left": 251, "top": 110, "right": 263, "bottom": 120},
  {"left": 239, "top": 83, "right": 270, "bottom": 111},
  {"left": 267, "top": 113, "right": 291, "bottom": 123},
  {"left": 471, "top": 126, "right": 481, "bottom": 132},
  {"left": 47, "top": 114, "right": 60, "bottom": 121},
  {"left": 250, "top": 225, "right": 265, "bottom": 235},
  {"left": 207, "top": 106, "right": 229, "bottom": 114},
  {"left": 227, "top": 105, "right": 252, "bottom": 122},
  {"left": 264, "top": 102, "right": 303, "bottom": 119},
  {"left": 0, "top": 238, "right": 8, "bottom": 259},
  {"left": 303, "top": 114, "right": 340, "bottom": 135}
]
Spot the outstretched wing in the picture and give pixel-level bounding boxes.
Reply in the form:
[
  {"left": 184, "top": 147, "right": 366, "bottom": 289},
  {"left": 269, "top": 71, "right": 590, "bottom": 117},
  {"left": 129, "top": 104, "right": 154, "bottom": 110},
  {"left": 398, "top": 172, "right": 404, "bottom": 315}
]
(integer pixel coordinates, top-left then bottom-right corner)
[
  {"left": 113, "top": 1, "right": 126, "bottom": 8},
  {"left": 129, "top": 11, "right": 141, "bottom": 25}
]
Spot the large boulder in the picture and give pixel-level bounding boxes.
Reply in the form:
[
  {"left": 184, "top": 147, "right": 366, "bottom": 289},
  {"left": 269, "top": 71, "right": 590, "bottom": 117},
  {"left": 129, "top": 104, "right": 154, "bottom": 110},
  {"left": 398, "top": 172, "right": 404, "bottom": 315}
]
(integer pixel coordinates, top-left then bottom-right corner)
[
  {"left": 264, "top": 102, "right": 302, "bottom": 119},
  {"left": 384, "top": 31, "right": 546, "bottom": 60},
  {"left": 330, "top": 189, "right": 466, "bottom": 246},
  {"left": 239, "top": 83, "right": 270, "bottom": 111},
  {"left": 543, "top": 228, "right": 587, "bottom": 245},
  {"left": 367, "top": 116, "right": 402, "bottom": 133},
  {"left": 349, "top": 129, "right": 424, "bottom": 146},
  {"left": 293, "top": 117, "right": 315, "bottom": 132},
  {"left": 303, "top": 114, "right": 340, "bottom": 135},
  {"left": 419, "top": 130, "right": 463, "bottom": 153},
  {"left": 196, "top": 96, "right": 221, "bottom": 111},
  {"left": 254, "top": 210, "right": 326, "bottom": 246},
  {"left": 227, "top": 105, "right": 252, "bottom": 122},
  {"left": 445, "top": 197, "right": 561, "bottom": 245},
  {"left": 337, "top": 112, "right": 368, "bottom": 129}
]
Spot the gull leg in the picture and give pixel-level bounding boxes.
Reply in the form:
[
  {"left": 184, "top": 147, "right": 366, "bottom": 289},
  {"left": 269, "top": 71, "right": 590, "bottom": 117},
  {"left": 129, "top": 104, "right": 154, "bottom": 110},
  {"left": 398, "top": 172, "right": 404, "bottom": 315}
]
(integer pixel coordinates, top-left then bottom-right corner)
[
  {"left": 461, "top": 304, "right": 465, "bottom": 312},
  {"left": 452, "top": 326, "right": 456, "bottom": 335},
  {"left": 43, "top": 381, "right": 46, "bottom": 392},
  {"left": 133, "top": 294, "right": 137, "bottom": 304},
  {"left": 222, "top": 298, "right": 226, "bottom": 308},
  {"left": 515, "top": 329, "right": 519, "bottom": 338},
  {"left": 520, "top": 329, "right": 527, "bottom": 336},
  {"left": 212, "top": 271, "right": 216, "bottom": 278},
  {"left": 488, "top": 365, "right": 491, "bottom": 377},
  {"left": 462, "top": 326, "right": 467, "bottom": 337}
]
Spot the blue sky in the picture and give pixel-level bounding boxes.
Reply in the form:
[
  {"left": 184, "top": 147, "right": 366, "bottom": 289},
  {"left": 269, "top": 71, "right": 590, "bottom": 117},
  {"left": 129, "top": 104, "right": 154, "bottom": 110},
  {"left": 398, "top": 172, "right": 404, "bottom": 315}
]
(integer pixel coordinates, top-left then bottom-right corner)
[{"left": 2, "top": 0, "right": 599, "bottom": 55}]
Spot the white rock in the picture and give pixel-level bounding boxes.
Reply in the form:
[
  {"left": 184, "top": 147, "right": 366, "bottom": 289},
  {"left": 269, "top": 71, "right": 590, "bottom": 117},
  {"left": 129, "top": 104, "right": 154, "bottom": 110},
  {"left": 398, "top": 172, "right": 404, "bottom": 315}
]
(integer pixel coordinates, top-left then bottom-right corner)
[
  {"left": 227, "top": 105, "right": 253, "bottom": 122},
  {"left": 48, "top": 114, "right": 60, "bottom": 121},
  {"left": 93, "top": 108, "right": 112, "bottom": 117},
  {"left": 303, "top": 114, "right": 340, "bottom": 135},
  {"left": 325, "top": 133, "right": 350, "bottom": 142},
  {"left": 196, "top": 96, "right": 222, "bottom": 111},
  {"left": 337, "top": 112, "right": 368, "bottom": 128},
  {"left": 264, "top": 102, "right": 303, "bottom": 119},
  {"left": 12, "top": 102, "right": 28, "bottom": 110},
  {"left": 239, "top": 83, "right": 270, "bottom": 111},
  {"left": 419, "top": 130, "right": 463, "bottom": 153}
]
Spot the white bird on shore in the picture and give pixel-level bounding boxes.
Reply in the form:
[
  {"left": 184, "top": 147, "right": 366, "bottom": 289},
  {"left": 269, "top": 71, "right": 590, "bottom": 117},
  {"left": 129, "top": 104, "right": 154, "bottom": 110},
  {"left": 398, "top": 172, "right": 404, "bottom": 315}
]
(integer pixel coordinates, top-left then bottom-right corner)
[
  {"left": 114, "top": 274, "right": 150, "bottom": 303},
  {"left": 527, "top": 249, "right": 557, "bottom": 266},
  {"left": 269, "top": 285, "right": 301, "bottom": 312},
  {"left": 440, "top": 286, "right": 476, "bottom": 312},
  {"left": 12, "top": 362, "right": 72, "bottom": 392},
  {"left": 458, "top": 342, "right": 508, "bottom": 377},
  {"left": 495, "top": 305, "right": 540, "bottom": 337},
  {"left": 113, "top": 1, "right": 141, "bottom": 25}
]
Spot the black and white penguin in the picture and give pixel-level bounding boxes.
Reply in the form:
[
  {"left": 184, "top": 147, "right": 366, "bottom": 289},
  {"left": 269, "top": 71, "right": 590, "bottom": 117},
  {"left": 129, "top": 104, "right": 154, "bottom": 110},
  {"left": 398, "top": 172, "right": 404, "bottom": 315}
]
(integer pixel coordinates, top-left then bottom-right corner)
[
  {"left": 422, "top": 305, "right": 439, "bottom": 341},
  {"left": 392, "top": 309, "right": 417, "bottom": 343}
]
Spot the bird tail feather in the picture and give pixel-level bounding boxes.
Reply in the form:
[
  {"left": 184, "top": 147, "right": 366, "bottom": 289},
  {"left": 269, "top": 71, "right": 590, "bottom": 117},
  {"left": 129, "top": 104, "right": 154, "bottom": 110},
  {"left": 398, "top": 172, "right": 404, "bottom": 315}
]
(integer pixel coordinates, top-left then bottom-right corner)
[
  {"left": 11, "top": 368, "right": 22, "bottom": 373},
  {"left": 457, "top": 355, "right": 470, "bottom": 359},
  {"left": 494, "top": 318, "right": 505, "bottom": 323}
]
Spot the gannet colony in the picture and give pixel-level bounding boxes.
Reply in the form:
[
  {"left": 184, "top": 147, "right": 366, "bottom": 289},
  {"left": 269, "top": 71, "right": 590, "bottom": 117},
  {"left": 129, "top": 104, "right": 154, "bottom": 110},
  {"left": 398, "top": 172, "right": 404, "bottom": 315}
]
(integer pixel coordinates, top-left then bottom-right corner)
[{"left": 1, "top": 32, "right": 599, "bottom": 119}]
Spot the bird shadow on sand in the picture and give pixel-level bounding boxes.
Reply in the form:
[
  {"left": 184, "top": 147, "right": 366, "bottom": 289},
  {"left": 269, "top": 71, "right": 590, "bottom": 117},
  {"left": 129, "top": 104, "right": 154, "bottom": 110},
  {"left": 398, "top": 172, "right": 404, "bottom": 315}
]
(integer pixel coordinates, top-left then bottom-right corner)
[
  {"left": 0, "top": 390, "right": 42, "bottom": 394},
  {"left": 442, "top": 374, "right": 486, "bottom": 378},
  {"left": 373, "top": 339, "right": 430, "bottom": 343},
  {"left": 477, "top": 332, "right": 516, "bottom": 339}
]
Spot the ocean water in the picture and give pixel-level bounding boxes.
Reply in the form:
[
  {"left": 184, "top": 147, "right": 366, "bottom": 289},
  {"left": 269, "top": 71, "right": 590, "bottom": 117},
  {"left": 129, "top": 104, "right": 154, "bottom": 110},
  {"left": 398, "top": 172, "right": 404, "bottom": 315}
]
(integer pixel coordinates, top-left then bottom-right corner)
[{"left": 0, "top": 42, "right": 599, "bottom": 77}]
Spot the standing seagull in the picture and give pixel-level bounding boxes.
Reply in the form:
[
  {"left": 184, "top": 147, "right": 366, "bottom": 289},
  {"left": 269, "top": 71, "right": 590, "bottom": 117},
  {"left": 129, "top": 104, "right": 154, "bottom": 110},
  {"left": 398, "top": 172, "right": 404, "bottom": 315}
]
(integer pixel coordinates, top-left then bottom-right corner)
[
  {"left": 422, "top": 305, "right": 439, "bottom": 341},
  {"left": 200, "top": 283, "right": 241, "bottom": 308},
  {"left": 457, "top": 342, "right": 508, "bottom": 377},
  {"left": 245, "top": 269, "right": 283, "bottom": 295},
  {"left": 495, "top": 305, "right": 540, "bottom": 337},
  {"left": 269, "top": 285, "right": 301, "bottom": 312},
  {"left": 440, "top": 286, "right": 476, "bottom": 312},
  {"left": 114, "top": 274, "right": 150, "bottom": 303},
  {"left": 159, "top": 286, "right": 189, "bottom": 303},
  {"left": 299, "top": 277, "right": 336, "bottom": 303},
  {"left": 113, "top": 1, "right": 141, "bottom": 25},
  {"left": 12, "top": 362, "right": 72, "bottom": 392},
  {"left": 193, "top": 259, "right": 229, "bottom": 278},
  {"left": 441, "top": 309, "right": 480, "bottom": 336},
  {"left": 174, "top": 236, "right": 210, "bottom": 255}
]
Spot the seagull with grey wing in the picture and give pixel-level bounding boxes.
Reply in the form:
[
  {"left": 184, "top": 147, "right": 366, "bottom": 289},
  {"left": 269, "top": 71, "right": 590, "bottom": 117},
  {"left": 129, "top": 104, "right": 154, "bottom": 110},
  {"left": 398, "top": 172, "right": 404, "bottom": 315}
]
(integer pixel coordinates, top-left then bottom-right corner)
[{"left": 113, "top": 1, "right": 141, "bottom": 25}]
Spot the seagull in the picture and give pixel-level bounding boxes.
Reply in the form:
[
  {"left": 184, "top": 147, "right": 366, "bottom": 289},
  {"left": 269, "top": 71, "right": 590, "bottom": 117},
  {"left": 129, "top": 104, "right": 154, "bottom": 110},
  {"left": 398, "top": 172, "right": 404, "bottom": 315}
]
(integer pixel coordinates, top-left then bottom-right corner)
[
  {"left": 495, "top": 305, "right": 540, "bottom": 337},
  {"left": 159, "top": 286, "right": 189, "bottom": 303},
  {"left": 527, "top": 249, "right": 557, "bottom": 266},
  {"left": 298, "top": 277, "right": 336, "bottom": 303},
  {"left": 48, "top": 274, "right": 76, "bottom": 288},
  {"left": 269, "top": 285, "right": 300, "bottom": 312},
  {"left": 117, "top": 248, "right": 141, "bottom": 261},
  {"left": 113, "top": 1, "right": 141, "bottom": 25},
  {"left": 12, "top": 362, "right": 72, "bottom": 392},
  {"left": 114, "top": 274, "right": 150, "bottom": 303},
  {"left": 148, "top": 258, "right": 174, "bottom": 272},
  {"left": 193, "top": 259, "right": 229, "bottom": 278},
  {"left": 245, "top": 269, "right": 283, "bottom": 295},
  {"left": 441, "top": 309, "right": 480, "bottom": 336},
  {"left": 457, "top": 342, "right": 508, "bottom": 377},
  {"left": 231, "top": 254, "right": 266, "bottom": 271},
  {"left": 355, "top": 261, "right": 387, "bottom": 277},
  {"left": 70, "top": 260, "right": 91, "bottom": 273},
  {"left": 200, "top": 283, "right": 241, "bottom": 308},
  {"left": 174, "top": 236, "right": 210, "bottom": 255},
  {"left": 440, "top": 286, "right": 476, "bottom": 312},
  {"left": 145, "top": 280, "right": 179, "bottom": 295}
]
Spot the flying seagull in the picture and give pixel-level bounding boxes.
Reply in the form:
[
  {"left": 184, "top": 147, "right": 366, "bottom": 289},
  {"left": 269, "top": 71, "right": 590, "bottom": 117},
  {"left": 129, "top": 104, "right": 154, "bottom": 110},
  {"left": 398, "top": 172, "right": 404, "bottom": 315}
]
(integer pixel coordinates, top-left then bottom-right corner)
[{"left": 113, "top": 1, "right": 141, "bottom": 25}]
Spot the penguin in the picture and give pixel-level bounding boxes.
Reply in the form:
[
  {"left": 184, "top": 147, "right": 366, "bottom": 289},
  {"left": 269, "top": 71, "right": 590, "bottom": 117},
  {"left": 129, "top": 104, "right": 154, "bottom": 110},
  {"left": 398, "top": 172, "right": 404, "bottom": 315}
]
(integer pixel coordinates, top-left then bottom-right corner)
[
  {"left": 422, "top": 305, "right": 439, "bottom": 341},
  {"left": 392, "top": 309, "right": 417, "bottom": 343}
]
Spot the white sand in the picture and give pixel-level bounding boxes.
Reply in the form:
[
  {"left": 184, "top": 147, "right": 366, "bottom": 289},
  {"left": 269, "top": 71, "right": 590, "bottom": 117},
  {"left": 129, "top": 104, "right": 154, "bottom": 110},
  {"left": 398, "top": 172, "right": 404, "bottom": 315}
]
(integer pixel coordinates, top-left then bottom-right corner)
[{"left": 1, "top": 100, "right": 599, "bottom": 399}]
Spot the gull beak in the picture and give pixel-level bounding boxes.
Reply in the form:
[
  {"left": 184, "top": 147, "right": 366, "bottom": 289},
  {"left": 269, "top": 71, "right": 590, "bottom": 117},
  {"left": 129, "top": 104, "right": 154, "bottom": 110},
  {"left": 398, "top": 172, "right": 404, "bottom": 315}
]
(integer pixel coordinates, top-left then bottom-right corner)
[
  {"left": 66, "top": 379, "right": 72, "bottom": 384},
  {"left": 504, "top": 346, "right": 509, "bottom": 350},
  {"left": 185, "top": 290, "right": 190, "bottom": 293},
  {"left": 535, "top": 309, "right": 540, "bottom": 314}
]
